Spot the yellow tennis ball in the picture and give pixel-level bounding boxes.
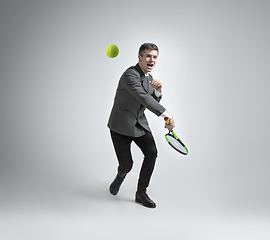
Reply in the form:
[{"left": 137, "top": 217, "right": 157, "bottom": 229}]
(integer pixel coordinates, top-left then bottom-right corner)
[{"left": 105, "top": 44, "right": 119, "bottom": 58}]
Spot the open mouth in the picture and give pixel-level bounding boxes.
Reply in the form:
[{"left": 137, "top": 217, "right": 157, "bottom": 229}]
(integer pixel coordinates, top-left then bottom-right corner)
[{"left": 147, "top": 63, "right": 154, "bottom": 68}]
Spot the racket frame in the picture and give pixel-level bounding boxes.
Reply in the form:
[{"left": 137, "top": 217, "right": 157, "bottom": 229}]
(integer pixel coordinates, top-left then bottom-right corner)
[{"left": 165, "top": 130, "right": 188, "bottom": 155}]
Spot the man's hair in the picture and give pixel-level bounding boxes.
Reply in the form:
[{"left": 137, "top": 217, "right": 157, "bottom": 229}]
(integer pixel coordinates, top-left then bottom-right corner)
[{"left": 138, "top": 43, "right": 159, "bottom": 56}]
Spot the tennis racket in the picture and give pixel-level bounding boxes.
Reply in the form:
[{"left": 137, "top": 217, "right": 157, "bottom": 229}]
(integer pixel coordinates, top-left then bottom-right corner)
[{"left": 164, "top": 117, "right": 188, "bottom": 155}]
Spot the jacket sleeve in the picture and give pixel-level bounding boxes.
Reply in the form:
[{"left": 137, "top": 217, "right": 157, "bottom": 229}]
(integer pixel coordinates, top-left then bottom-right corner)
[
  {"left": 120, "top": 69, "right": 166, "bottom": 116},
  {"left": 151, "top": 90, "right": 162, "bottom": 102}
]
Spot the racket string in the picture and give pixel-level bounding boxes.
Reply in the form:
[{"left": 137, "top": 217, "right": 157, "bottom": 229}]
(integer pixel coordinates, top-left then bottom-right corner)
[{"left": 166, "top": 135, "right": 188, "bottom": 154}]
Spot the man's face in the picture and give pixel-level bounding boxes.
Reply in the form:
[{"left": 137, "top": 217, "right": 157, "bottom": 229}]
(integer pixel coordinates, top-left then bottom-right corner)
[{"left": 138, "top": 49, "right": 158, "bottom": 74}]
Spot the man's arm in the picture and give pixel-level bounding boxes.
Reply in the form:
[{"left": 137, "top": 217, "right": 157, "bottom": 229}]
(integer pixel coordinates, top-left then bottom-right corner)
[
  {"left": 150, "top": 78, "right": 162, "bottom": 102},
  {"left": 121, "top": 69, "right": 166, "bottom": 116},
  {"left": 150, "top": 78, "right": 175, "bottom": 131}
]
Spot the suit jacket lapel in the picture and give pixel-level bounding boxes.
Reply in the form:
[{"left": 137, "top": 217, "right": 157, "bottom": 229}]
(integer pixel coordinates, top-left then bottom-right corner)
[
  {"left": 134, "top": 63, "right": 149, "bottom": 93},
  {"left": 142, "top": 76, "right": 149, "bottom": 92}
]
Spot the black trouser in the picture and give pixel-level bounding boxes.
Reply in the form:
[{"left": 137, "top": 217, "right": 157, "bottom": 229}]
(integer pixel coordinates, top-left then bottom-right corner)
[{"left": 110, "top": 130, "right": 158, "bottom": 192}]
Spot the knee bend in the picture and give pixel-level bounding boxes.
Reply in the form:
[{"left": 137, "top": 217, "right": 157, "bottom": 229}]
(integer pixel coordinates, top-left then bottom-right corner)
[{"left": 148, "top": 147, "right": 158, "bottom": 159}]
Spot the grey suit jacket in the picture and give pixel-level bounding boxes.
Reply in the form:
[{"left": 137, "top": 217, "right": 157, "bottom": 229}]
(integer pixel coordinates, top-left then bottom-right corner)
[{"left": 107, "top": 63, "right": 166, "bottom": 137}]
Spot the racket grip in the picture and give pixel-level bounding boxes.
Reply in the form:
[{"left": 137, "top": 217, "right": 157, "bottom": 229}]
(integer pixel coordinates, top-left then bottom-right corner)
[{"left": 164, "top": 117, "right": 170, "bottom": 125}]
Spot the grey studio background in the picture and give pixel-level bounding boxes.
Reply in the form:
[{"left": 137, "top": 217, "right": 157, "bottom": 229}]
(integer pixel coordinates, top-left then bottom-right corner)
[{"left": 0, "top": 0, "right": 270, "bottom": 239}]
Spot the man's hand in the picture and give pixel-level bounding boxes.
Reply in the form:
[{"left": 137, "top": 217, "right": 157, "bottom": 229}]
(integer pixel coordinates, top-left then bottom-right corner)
[
  {"left": 149, "top": 79, "right": 162, "bottom": 93},
  {"left": 165, "top": 116, "right": 175, "bottom": 131}
]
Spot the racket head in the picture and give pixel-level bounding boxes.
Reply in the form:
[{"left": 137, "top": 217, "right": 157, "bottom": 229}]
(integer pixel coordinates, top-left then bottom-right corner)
[{"left": 165, "top": 131, "right": 188, "bottom": 155}]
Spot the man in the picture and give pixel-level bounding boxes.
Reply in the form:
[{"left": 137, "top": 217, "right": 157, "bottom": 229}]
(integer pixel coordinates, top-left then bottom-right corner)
[{"left": 107, "top": 43, "right": 175, "bottom": 208}]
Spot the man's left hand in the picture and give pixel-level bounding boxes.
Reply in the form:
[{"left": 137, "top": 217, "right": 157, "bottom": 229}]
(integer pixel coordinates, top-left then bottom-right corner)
[{"left": 149, "top": 79, "right": 162, "bottom": 93}]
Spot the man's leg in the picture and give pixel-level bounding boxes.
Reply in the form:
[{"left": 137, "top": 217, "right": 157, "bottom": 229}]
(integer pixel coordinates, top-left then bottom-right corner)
[
  {"left": 133, "top": 131, "right": 158, "bottom": 208},
  {"left": 109, "top": 130, "right": 133, "bottom": 195}
]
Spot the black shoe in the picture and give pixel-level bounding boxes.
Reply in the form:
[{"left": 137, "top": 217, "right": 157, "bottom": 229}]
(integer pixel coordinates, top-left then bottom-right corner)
[
  {"left": 109, "top": 175, "right": 125, "bottom": 195},
  {"left": 135, "top": 191, "right": 156, "bottom": 208}
]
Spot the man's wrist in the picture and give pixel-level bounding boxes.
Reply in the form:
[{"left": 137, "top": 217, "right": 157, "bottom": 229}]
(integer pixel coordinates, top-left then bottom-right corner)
[
  {"left": 161, "top": 110, "right": 172, "bottom": 119},
  {"left": 154, "top": 89, "right": 162, "bottom": 97}
]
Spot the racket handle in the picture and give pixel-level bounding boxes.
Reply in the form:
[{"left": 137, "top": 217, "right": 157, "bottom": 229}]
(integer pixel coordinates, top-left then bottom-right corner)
[{"left": 164, "top": 117, "right": 170, "bottom": 125}]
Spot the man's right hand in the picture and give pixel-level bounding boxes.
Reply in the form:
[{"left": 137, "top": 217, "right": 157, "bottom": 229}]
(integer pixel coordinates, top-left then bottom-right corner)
[{"left": 164, "top": 116, "right": 175, "bottom": 131}]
